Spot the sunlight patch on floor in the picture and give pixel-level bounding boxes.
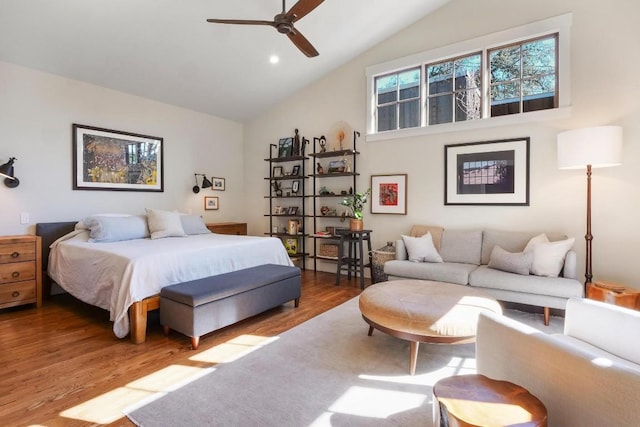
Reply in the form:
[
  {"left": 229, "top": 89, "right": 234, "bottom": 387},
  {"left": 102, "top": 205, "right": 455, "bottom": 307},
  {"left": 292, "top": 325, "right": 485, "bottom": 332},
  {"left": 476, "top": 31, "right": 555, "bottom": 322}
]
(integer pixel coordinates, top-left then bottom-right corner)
[
  {"left": 327, "top": 386, "right": 426, "bottom": 419},
  {"left": 359, "top": 356, "right": 476, "bottom": 386},
  {"left": 189, "top": 334, "right": 278, "bottom": 364}
]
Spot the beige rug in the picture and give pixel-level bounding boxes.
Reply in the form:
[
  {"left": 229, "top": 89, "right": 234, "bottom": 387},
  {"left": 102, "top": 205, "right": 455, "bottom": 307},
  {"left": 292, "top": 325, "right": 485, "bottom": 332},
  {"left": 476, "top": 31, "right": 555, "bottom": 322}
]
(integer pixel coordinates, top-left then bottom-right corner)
[{"left": 126, "top": 297, "right": 563, "bottom": 426}]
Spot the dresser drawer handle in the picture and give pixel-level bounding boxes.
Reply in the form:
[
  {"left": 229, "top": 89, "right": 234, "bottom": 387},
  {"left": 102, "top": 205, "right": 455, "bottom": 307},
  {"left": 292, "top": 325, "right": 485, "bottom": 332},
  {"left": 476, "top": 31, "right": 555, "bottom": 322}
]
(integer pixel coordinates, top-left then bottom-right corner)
[
  {"left": 12, "top": 271, "right": 20, "bottom": 278},
  {"left": 12, "top": 291, "right": 19, "bottom": 298},
  {"left": 11, "top": 251, "right": 20, "bottom": 258}
]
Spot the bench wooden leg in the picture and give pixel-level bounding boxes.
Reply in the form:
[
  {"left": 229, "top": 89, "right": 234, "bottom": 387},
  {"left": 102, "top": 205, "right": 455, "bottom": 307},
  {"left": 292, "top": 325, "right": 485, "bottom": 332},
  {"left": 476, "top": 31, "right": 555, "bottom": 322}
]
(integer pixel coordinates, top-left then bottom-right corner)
[
  {"left": 191, "top": 336, "right": 200, "bottom": 350},
  {"left": 162, "top": 325, "right": 170, "bottom": 336},
  {"left": 294, "top": 297, "right": 300, "bottom": 307},
  {"left": 410, "top": 341, "right": 419, "bottom": 375},
  {"left": 367, "top": 325, "right": 374, "bottom": 336},
  {"left": 544, "top": 307, "right": 550, "bottom": 326}
]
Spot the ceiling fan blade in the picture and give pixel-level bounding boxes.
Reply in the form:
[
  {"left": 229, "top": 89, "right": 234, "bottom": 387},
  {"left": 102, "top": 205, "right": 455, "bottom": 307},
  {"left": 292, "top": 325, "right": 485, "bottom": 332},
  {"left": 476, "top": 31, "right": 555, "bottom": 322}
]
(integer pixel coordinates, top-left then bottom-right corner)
[
  {"left": 287, "top": 29, "right": 319, "bottom": 57},
  {"left": 206, "top": 18, "right": 276, "bottom": 27},
  {"left": 285, "top": 0, "right": 325, "bottom": 23}
]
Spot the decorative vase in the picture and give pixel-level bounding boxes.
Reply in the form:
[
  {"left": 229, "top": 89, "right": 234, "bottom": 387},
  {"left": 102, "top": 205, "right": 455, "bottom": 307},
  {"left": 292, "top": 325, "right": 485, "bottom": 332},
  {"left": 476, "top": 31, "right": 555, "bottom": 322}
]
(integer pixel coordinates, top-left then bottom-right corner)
[{"left": 350, "top": 219, "right": 363, "bottom": 231}]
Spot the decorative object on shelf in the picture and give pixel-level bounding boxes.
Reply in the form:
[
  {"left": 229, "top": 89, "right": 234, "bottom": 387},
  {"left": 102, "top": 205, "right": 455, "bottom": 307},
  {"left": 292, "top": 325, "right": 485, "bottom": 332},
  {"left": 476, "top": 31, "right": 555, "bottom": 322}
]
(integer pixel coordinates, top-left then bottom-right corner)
[
  {"left": 72, "top": 124, "right": 163, "bottom": 192},
  {"left": 293, "top": 129, "right": 301, "bottom": 156},
  {"left": 292, "top": 180, "right": 300, "bottom": 194},
  {"left": 328, "top": 121, "right": 353, "bottom": 151},
  {"left": 318, "top": 136, "right": 327, "bottom": 153},
  {"left": 445, "top": 137, "right": 530, "bottom": 206},
  {"left": 278, "top": 137, "right": 293, "bottom": 158},
  {"left": 204, "top": 196, "right": 219, "bottom": 210},
  {"left": 273, "top": 166, "right": 284, "bottom": 177},
  {"left": 284, "top": 238, "right": 298, "bottom": 255},
  {"left": 272, "top": 181, "right": 283, "bottom": 197},
  {"left": 316, "top": 162, "right": 324, "bottom": 174},
  {"left": 288, "top": 206, "right": 299, "bottom": 215},
  {"left": 192, "top": 173, "right": 213, "bottom": 194},
  {"left": 558, "top": 125, "right": 623, "bottom": 286},
  {"left": 319, "top": 243, "right": 339, "bottom": 258},
  {"left": 328, "top": 159, "right": 346, "bottom": 173},
  {"left": 341, "top": 188, "right": 371, "bottom": 230},
  {"left": 319, "top": 186, "right": 330, "bottom": 195},
  {"left": 288, "top": 219, "right": 299, "bottom": 235},
  {"left": 275, "top": 206, "right": 284, "bottom": 214},
  {"left": 212, "top": 177, "right": 225, "bottom": 191},
  {"left": 371, "top": 174, "right": 408, "bottom": 215},
  {"left": 291, "top": 165, "right": 300, "bottom": 176},
  {"left": 320, "top": 206, "right": 330, "bottom": 216},
  {"left": 301, "top": 137, "right": 309, "bottom": 156},
  {"left": 0, "top": 157, "right": 19, "bottom": 188}
]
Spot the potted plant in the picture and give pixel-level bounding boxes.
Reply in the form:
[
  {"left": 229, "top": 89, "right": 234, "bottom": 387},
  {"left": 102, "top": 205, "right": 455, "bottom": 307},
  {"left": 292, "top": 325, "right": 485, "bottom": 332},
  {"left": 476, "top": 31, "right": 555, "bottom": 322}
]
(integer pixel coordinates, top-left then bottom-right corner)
[{"left": 340, "top": 188, "right": 371, "bottom": 231}]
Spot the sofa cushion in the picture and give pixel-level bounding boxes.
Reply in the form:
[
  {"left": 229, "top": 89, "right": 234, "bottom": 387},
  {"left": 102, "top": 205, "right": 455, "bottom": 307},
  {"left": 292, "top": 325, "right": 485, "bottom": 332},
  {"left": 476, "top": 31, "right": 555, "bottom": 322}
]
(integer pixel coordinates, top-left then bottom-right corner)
[
  {"left": 487, "top": 245, "right": 533, "bottom": 276},
  {"left": 469, "top": 265, "right": 583, "bottom": 299},
  {"left": 401, "top": 233, "right": 443, "bottom": 263},
  {"left": 481, "top": 230, "right": 539, "bottom": 265},
  {"left": 440, "top": 230, "right": 482, "bottom": 265},
  {"left": 528, "top": 238, "right": 575, "bottom": 277},
  {"left": 409, "top": 225, "right": 444, "bottom": 252},
  {"left": 384, "top": 260, "right": 476, "bottom": 286}
]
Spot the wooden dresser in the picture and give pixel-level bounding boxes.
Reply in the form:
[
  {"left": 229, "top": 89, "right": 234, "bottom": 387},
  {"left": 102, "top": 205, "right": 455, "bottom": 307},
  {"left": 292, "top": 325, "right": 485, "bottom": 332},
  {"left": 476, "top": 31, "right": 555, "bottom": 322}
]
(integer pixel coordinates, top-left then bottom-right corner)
[
  {"left": 0, "top": 235, "right": 42, "bottom": 309},
  {"left": 206, "top": 222, "right": 248, "bottom": 235}
]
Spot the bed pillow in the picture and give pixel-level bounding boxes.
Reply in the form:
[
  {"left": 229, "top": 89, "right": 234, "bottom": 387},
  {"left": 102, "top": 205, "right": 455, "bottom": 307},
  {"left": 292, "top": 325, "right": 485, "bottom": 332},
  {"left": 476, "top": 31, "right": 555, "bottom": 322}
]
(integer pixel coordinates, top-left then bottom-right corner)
[
  {"left": 528, "top": 238, "right": 575, "bottom": 277},
  {"left": 487, "top": 245, "right": 533, "bottom": 276},
  {"left": 180, "top": 214, "right": 211, "bottom": 235},
  {"left": 401, "top": 232, "right": 443, "bottom": 263},
  {"left": 83, "top": 215, "right": 150, "bottom": 243},
  {"left": 76, "top": 213, "right": 132, "bottom": 231},
  {"left": 145, "top": 208, "right": 186, "bottom": 239}
]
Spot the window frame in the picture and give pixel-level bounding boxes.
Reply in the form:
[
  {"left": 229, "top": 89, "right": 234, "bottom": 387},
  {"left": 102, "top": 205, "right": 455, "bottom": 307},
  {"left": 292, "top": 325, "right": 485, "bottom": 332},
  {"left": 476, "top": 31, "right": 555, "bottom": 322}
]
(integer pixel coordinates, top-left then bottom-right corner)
[{"left": 365, "top": 14, "right": 572, "bottom": 141}]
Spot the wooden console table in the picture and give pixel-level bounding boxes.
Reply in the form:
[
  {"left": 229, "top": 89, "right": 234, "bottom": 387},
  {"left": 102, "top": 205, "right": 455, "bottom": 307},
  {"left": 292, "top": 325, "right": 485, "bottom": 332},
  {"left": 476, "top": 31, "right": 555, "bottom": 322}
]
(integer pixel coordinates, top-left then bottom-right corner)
[
  {"left": 586, "top": 281, "right": 640, "bottom": 310},
  {"left": 206, "top": 222, "right": 247, "bottom": 235}
]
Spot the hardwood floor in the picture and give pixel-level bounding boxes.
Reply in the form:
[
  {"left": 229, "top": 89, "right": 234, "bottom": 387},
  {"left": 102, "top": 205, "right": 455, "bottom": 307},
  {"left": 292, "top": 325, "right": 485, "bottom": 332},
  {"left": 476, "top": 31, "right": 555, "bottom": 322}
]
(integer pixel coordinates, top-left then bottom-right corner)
[{"left": 0, "top": 270, "right": 365, "bottom": 427}]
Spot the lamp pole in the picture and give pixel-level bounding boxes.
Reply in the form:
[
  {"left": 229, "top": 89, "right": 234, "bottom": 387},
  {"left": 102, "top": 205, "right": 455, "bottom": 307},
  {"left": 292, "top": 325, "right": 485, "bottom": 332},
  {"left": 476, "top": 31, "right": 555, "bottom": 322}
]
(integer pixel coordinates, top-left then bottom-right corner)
[{"left": 585, "top": 164, "right": 593, "bottom": 287}]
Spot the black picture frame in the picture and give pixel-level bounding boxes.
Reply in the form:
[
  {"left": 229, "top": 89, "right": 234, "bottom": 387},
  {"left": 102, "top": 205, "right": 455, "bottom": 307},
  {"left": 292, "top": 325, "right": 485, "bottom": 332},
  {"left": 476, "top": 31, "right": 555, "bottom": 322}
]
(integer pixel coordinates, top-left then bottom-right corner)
[
  {"left": 278, "top": 137, "right": 293, "bottom": 158},
  {"left": 444, "top": 137, "right": 530, "bottom": 206},
  {"left": 292, "top": 180, "right": 300, "bottom": 194},
  {"left": 72, "top": 124, "right": 163, "bottom": 192},
  {"left": 291, "top": 165, "right": 300, "bottom": 176}
]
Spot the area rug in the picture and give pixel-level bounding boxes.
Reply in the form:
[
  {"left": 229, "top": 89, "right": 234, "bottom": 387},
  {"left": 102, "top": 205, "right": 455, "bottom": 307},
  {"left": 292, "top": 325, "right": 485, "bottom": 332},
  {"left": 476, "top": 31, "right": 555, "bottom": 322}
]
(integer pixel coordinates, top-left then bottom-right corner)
[{"left": 126, "top": 297, "right": 563, "bottom": 426}]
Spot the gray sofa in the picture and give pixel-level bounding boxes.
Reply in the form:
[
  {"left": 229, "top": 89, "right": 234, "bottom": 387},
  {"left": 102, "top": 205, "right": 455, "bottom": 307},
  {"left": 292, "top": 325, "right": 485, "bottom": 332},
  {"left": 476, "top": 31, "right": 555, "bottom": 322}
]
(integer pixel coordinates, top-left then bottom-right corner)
[{"left": 383, "top": 225, "right": 584, "bottom": 324}]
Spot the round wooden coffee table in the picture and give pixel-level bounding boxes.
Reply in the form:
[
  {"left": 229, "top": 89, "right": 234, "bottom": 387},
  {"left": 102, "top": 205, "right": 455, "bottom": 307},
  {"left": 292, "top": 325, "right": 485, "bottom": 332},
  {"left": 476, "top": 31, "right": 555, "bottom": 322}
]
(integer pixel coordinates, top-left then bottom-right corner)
[
  {"left": 359, "top": 280, "right": 502, "bottom": 375},
  {"left": 433, "top": 374, "right": 548, "bottom": 426}
]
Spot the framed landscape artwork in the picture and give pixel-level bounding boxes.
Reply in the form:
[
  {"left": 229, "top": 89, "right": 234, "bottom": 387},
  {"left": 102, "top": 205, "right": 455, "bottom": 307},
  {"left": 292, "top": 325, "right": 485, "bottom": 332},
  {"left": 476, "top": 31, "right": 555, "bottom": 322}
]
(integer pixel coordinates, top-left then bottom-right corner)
[
  {"left": 370, "top": 174, "right": 407, "bottom": 214},
  {"left": 212, "top": 177, "right": 225, "bottom": 191},
  {"left": 73, "top": 124, "right": 163, "bottom": 191},
  {"left": 204, "top": 196, "right": 219, "bottom": 210},
  {"left": 444, "top": 137, "right": 530, "bottom": 206}
]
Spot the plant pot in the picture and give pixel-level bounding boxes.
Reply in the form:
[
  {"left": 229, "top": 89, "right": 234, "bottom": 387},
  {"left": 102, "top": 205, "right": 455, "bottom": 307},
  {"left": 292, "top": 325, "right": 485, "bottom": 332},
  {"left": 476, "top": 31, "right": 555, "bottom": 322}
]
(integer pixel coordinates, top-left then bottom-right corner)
[{"left": 349, "top": 219, "right": 363, "bottom": 231}]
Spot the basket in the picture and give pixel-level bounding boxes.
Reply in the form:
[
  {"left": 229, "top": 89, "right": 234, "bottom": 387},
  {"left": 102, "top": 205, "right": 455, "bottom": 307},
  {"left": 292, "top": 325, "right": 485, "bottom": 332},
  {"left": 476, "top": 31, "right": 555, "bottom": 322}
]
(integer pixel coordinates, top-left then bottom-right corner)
[
  {"left": 319, "top": 243, "right": 339, "bottom": 258},
  {"left": 371, "top": 241, "right": 396, "bottom": 283}
]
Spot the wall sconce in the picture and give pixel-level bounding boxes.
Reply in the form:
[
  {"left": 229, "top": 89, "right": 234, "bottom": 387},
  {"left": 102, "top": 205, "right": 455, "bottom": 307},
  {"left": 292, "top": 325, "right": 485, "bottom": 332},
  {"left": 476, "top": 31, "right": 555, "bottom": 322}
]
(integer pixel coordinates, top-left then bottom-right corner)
[
  {"left": 192, "top": 173, "right": 213, "bottom": 193},
  {"left": 0, "top": 157, "right": 19, "bottom": 188}
]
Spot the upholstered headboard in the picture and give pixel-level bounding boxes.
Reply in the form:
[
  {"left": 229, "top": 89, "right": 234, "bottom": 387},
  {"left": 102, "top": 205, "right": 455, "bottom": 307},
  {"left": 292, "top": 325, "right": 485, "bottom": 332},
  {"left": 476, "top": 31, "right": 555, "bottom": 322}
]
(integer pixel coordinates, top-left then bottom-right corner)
[{"left": 35, "top": 222, "right": 76, "bottom": 296}]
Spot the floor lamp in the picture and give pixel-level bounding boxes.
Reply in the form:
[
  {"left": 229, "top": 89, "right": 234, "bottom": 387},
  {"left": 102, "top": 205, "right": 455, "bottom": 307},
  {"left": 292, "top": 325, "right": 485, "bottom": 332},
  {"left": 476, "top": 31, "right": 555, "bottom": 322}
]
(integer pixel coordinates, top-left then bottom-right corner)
[{"left": 557, "top": 126, "right": 623, "bottom": 287}]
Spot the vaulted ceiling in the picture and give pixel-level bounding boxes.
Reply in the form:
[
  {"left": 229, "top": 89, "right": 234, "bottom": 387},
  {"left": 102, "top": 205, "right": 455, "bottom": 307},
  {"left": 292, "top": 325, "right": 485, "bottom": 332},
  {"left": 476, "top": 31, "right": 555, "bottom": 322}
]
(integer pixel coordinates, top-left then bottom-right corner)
[{"left": 0, "top": 1, "right": 448, "bottom": 122}]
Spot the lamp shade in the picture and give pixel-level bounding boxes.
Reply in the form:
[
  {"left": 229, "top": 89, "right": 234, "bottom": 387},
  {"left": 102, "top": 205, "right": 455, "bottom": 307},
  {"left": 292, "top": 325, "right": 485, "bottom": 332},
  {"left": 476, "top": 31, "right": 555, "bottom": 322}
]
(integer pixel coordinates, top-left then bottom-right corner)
[
  {"left": 0, "top": 157, "right": 16, "bottom": 179},
  {"left": 557, "top": 126, "right": 623, "bottom": 170}
]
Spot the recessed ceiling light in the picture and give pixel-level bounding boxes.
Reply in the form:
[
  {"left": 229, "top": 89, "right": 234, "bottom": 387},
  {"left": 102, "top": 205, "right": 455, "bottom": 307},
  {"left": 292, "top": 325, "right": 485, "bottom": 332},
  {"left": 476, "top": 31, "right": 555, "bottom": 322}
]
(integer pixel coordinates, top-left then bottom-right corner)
[{"left": 269, "top": 55, "right": 279, "bottom": 64}]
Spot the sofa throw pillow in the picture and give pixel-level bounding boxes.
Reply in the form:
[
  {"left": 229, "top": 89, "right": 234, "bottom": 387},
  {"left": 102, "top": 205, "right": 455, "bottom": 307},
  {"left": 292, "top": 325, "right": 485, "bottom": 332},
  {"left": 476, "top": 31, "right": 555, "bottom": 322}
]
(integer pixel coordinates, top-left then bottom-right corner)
[
  {"left": 487, "top": 245, "right": 533, "bottom": 276},
  {"left": 529, "top": 238, "right": 575, "bottom": 277},
  {"left": 146, "top": 208, "right": 187, "bottom": 239},
  {"left": 401, "top": 233, "right": 443, "bottom": 263},
  {"left": 523, "top": 233, "right": 549, "bottom": 253},
  {"left": 180, "top": 214, "right": 211, "bottom": 235},
  {"left": 83, "top": 215, "right": 150, "bottom": 243}
]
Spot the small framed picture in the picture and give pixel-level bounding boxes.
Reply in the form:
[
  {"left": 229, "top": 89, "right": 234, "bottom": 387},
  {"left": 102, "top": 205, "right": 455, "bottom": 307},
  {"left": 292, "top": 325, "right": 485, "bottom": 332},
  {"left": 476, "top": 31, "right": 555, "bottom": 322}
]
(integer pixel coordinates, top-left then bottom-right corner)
[
  {"left": 204, "top": 196, "right": 219, "bottom": 210},
  {"left": 288, "top": 206, "right": 299, "bottom": 215},
  {"left": 272, "top": 166, "right": 283, "bottom": 178},
  {"left": 292, "top": 180, "right": 300, "bottom": 194},
  {"left": 272, "top": 226, "right": 279, "bottom": 233},
  {"left": 291, "top": 165, "right": 300, "bottom": 176},
  {"left": 278, "top": 137, "right": 293, "bottom": 158},
  {"left": 275, "top": 206, "right": 284, "bottom": 214},
  {"left": 212, "top": 177, "right": 225, "bottom": 191}
]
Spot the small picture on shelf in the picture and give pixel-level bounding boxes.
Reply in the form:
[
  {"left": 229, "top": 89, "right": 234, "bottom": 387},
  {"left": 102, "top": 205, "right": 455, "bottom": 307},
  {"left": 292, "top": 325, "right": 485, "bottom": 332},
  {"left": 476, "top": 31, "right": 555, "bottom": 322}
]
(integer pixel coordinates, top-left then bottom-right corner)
[
  {"left": 292, "top": 180, "right": 300, "bottom": 194},
  {"left": 291, "top": 165, "right": 300, "bottom": 176},
  {"left": 275, "top": 206, "right": 284, "bottom": 214},
  {"left": 284, "top": 237, "right": 298, "bottom": 255},
  {"left": 278, "top": 137, "right": 293, "bottom": 158},
  {"left": 273, "top": 166, "right": 284, "bottom": 177},
  {"left": 288, "top": 206, "right": 299, "bottom": 215},
  {"left": 328, "top": 159, "right": 346, "bottom": 173}
]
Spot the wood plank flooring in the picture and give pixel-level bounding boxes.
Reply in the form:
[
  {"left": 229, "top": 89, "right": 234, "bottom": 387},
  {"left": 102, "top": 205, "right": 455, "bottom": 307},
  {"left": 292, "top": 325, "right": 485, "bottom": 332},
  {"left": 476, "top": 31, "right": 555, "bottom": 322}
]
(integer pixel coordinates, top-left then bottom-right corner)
[{"left": 0, "top": 270, "right": 365, "bottom": 427}]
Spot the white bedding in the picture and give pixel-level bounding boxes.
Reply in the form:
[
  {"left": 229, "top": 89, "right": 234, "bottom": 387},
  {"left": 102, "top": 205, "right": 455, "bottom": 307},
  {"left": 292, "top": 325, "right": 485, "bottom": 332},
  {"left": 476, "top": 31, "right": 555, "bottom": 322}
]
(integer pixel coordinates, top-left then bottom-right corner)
[{"left": 48, "top": 230, "right": 294, "bottom": 338}]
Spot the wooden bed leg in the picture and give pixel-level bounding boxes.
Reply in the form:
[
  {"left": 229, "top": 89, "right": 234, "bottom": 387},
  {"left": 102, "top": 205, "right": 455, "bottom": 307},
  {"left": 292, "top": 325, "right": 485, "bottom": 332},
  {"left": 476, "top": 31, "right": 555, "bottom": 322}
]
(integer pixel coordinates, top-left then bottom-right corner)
[
  {"left": 294, "top": 297, "right": 300, "bottom": 307},
  {"left": 544, "top": 307, "right": 550, "bottom": 326},
  {"left": 191, "top": 336, "right": 200, "bottom": 350},
  {"left": 162, "top": 325, "right": 170, "bottom": 336},
  {"left": 129, "top": 301, "right": 147, "bottom": 344}
]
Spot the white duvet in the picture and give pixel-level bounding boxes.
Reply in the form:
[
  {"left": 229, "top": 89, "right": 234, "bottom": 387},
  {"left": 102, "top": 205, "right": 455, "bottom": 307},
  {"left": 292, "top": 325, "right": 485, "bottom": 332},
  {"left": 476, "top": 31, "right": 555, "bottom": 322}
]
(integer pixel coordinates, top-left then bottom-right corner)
[{"left": 48, "top": 230, "right": 294, "bottom": 338}]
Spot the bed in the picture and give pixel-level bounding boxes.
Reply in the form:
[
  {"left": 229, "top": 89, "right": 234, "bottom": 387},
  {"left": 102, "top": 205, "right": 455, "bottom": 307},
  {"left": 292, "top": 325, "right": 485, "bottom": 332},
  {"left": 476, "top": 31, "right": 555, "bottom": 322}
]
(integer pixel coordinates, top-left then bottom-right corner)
[{"left": 36, "top": 216, "right": 293, "bottom": 343}]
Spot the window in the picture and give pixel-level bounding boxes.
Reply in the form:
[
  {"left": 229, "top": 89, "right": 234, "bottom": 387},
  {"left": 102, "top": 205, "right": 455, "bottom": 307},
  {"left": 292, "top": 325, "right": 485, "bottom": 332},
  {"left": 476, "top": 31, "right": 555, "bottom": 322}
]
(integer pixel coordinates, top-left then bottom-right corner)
[
  {"left": 375, "top": 68, "right": 421, "bottom": 132},
  {"left": 366, "top": 14, "right": 571, "bottom": 138},
  {"left": 489, "top": 34, "right": 557, "bottom": 117}
]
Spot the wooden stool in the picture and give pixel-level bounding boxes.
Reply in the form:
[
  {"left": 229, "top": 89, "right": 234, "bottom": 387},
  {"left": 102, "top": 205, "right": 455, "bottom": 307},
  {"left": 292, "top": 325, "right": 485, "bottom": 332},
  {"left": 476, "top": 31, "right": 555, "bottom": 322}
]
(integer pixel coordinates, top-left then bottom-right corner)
[{"left": 433, "top": 374, "right": 547, "bottom": 427}]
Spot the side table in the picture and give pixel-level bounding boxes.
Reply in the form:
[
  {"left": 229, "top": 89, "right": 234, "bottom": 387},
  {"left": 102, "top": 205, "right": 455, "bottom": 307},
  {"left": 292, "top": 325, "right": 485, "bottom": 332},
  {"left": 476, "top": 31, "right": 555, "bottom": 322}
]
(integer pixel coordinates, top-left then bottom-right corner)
[
  {"left": 586, "top": 281, "right": 640, "bottom": 310},
  {"left": 433, "top": 374, "right": 547, "bottom": 427},
  {"left": 335, "top": 229, "right": 372, "bottom": 290}
]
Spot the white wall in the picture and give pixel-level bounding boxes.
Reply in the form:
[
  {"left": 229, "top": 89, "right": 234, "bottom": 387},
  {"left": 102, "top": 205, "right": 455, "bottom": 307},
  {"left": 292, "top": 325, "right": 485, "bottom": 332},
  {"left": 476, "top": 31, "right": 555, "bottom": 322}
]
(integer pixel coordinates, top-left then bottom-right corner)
[
  {"left": 244, "top": 0, "right": 640, "bottom": 285},
  {"left": 0, "top": 61, "right": 245, "bottom": 236}
]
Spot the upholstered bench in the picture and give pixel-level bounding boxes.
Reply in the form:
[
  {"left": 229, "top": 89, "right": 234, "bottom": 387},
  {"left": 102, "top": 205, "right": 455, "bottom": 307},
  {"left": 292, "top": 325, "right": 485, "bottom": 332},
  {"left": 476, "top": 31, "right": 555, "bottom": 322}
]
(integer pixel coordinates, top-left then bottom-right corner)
[{"left": 160, "top": 264, "right": 301, "bottom": 349}]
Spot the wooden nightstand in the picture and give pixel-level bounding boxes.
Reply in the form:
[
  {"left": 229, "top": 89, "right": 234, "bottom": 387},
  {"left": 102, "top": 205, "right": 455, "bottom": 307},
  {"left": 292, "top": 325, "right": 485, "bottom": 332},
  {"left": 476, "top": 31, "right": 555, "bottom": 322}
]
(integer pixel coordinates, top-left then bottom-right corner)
[
  {"left": 0, "top": 235, "right": 42, "bottom": 309},
  {"left": 586, "top": 281, "right": 640, "bottom": 310},
  {"left": 206, "top": 222, "right": 247, "bottom": 235}
]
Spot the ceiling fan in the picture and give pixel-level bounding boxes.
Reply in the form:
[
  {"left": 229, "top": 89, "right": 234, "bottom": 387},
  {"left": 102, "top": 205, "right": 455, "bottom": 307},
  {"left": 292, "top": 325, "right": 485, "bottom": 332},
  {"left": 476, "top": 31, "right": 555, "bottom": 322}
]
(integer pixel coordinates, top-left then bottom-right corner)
[{"left": 206, "top": 0, "right": 324, "bottom": 57}]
